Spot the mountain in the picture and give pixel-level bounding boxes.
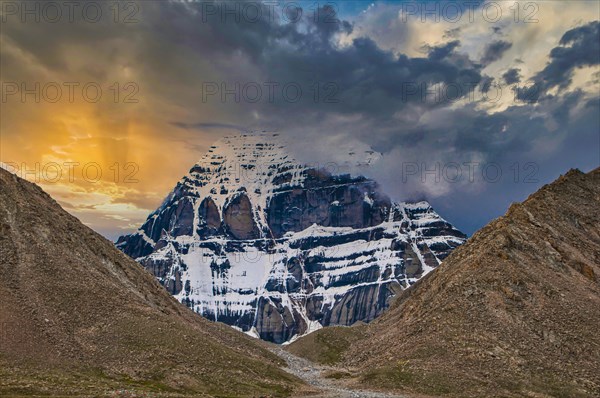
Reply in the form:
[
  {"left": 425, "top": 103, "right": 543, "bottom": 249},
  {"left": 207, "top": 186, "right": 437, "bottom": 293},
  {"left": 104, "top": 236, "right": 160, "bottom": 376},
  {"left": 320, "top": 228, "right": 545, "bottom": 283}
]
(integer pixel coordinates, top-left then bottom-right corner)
[
  {"left": 0, "top": 168, "right": 301, "bottom": 396},
  {"left": 288, "top": 168, "right": 600, "bottom": 397},
  {"left": 117, "top": 133, "right": 466, "bottom": 343}
]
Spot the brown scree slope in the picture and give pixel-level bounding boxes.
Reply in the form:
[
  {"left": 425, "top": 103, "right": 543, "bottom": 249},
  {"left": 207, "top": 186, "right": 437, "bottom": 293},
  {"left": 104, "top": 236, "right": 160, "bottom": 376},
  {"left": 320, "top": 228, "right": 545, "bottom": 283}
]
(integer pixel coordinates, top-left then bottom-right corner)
[
  {"left": 289, "top": 168, "right": 600, "bottom": 397},
  {"left": 0, "top": 167, "right": 302, "bottom": 397}
]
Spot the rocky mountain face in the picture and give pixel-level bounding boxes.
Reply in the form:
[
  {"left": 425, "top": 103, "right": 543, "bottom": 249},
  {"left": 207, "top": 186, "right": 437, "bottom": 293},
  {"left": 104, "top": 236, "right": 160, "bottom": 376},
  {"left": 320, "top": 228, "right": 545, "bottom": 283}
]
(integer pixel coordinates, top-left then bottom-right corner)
[
  {"left": 0, "top": 168, "right": 300, "bottom": 396},
  {"left": 289, "top": 168, "right": 600, "bottom": 397},
  {"left": 117, "top": 133, "right": 466, "bottom": 343}
]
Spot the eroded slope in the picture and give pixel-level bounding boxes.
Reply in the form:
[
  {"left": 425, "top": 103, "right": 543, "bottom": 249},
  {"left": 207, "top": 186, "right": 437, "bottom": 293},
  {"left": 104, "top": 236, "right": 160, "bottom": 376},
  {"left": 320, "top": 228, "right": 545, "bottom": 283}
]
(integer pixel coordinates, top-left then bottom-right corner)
[
  {"left": 290, "top": 168, "right": 600, "bottom": 397},
  {"left": 0, "top": 168, "right": 300, "bottom": 397}
]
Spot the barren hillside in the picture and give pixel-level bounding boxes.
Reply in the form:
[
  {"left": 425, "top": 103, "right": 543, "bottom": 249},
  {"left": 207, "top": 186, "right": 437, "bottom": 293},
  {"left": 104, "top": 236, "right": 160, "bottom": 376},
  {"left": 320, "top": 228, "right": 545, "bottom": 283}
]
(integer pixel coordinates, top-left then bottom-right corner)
[
  {"left": 289, "top": 168, "right": 600, "bottom": 397},
  {"left": 0, "top": 168, "right": 301, "bottom": 397}
]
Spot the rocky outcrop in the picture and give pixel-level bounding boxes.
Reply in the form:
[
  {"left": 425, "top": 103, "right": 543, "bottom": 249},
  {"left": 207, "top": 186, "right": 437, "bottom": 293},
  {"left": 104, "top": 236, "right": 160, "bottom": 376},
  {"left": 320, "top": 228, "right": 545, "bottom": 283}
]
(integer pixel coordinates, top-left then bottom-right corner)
[
  {"left": 198, "top": 196, "right": 221, "bottom": 237},
  {"left": 267, "top": 175, "right": 392, "bottom": 237},
  {"left": 255, "top": 297, "right": 305, "bottom": 343},
  {"left": 223, "top": 192, "right": 261, "bottom": 239},
  {"left": 117, "top": 133, "right": 466, "bottom": 343}
]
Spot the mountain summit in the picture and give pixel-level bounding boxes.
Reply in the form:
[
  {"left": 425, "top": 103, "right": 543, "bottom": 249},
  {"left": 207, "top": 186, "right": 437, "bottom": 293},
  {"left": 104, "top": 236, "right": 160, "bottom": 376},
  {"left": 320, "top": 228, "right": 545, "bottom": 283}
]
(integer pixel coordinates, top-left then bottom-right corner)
[{"left": 117, "top": 133, "right": 466, "bottom": 343}]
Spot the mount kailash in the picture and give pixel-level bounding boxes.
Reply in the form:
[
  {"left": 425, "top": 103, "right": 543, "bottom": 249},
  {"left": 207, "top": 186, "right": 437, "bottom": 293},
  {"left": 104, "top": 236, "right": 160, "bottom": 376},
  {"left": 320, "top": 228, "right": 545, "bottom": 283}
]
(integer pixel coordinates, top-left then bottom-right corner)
[{"left": 117, "top": 133, "right": 466, "bottom": 343}]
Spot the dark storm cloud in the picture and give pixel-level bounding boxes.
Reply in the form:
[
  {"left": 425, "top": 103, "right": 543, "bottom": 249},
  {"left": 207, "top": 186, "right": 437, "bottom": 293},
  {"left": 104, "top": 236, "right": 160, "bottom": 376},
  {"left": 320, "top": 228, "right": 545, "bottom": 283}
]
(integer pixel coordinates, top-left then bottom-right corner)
[
  {"left": 140, "top": 1, "right": 484, "bottom": 122},
  {"left": 465, "top": 92, "right": 597, "bottom": 232},
  {"left": 516, "top": 21, "right": 600, "bottom": 103},
  {"left": 545, "top": 21, "right": 600, "bottom": 87},
  {"left": 2, "top": 1, "right": 484, "bottom": 123},
  {"left": 5, "top": 0, "right": 591, "bottom": 165},
  {"left": 427, "top": 40, "right": 461, "bottom": 61},
  {"left": 479, "top": 76, "right": 494, "bottom": 93},
  {"left": 502, "top": 68, "right": 521, "bottom": 85},
  {"left": 367, "top": 87, "right": 599, "bottom": 234},
  {"left": 480, "top": 40, "right": 512, "bottom": 65},
  {"left": 3, "top": 0, "right": 598, "bottom": 236}
]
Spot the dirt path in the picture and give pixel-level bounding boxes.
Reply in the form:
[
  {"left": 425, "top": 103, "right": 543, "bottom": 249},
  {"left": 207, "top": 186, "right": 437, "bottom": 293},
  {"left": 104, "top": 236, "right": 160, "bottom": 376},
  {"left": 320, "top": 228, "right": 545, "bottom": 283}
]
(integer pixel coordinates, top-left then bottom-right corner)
[{"left": 268, "top": 345, "right": 407, "bottom": 398}]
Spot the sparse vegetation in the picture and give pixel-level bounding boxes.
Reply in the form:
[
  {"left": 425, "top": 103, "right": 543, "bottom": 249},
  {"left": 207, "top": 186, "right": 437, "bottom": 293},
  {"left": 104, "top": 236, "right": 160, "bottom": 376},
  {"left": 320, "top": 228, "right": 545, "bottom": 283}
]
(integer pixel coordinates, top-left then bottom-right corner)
[
  {"left": 286, "top": 324, "right": 367, "bottom": 365},
  {"left": 360, "top": 364, "right": 458, "bottom": 396},
  {"left": 323, "top": 370, "right": 353, "bottom": 380}
]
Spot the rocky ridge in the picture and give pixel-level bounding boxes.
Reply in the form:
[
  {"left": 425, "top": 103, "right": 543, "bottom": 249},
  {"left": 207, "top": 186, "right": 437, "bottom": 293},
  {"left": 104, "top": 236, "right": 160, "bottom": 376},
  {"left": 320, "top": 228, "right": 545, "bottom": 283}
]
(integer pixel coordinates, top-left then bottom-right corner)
[{"left": 289, "top": 168, "right": 600, "bottom": 397}]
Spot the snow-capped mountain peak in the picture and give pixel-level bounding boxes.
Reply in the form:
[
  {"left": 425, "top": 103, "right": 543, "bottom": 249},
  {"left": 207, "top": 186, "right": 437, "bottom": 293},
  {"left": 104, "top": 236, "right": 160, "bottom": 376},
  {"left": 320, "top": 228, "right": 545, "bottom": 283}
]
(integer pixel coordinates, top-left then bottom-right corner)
[{"left": 117, "top": 133, "right": 466, "bottom": 343}]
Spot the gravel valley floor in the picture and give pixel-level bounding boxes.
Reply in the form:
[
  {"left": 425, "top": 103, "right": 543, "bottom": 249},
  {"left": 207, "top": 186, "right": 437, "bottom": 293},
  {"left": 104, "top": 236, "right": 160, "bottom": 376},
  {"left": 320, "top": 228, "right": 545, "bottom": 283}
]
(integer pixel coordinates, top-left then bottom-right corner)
[{"left": 268, "top": 345, "right": 407, "bottom": 398}]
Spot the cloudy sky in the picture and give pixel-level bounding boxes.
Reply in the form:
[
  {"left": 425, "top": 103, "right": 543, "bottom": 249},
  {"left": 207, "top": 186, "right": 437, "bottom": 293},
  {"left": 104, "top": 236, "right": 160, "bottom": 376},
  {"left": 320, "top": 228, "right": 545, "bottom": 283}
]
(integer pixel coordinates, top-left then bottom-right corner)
[{"left": 1, "top": 0, "right": 599, "bottom": 239}]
